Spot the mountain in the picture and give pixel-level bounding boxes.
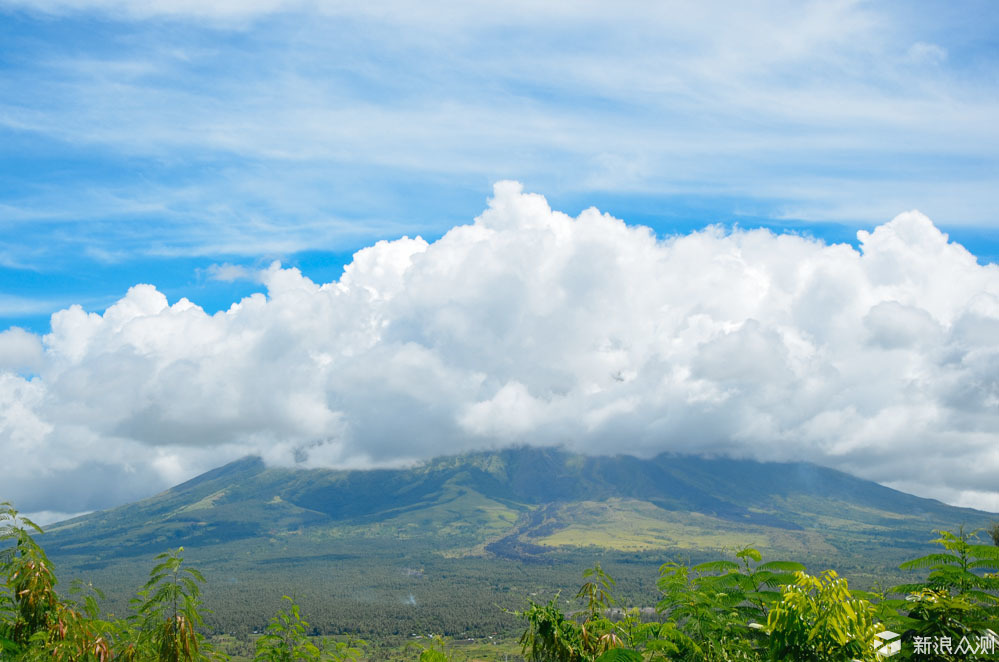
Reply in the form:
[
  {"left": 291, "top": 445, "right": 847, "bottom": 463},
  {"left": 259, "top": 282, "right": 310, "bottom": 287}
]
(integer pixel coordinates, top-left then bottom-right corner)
[
  {"left": 36, "top": 447, "right": 996, "bottom": 637},
  {"left": 43, "top": 446, "right": 992, "bottom": 561}
]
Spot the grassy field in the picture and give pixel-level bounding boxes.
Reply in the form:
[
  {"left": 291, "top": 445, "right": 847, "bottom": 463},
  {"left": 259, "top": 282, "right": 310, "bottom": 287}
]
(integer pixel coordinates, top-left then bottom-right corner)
[{"left": 532, "top": 498, "right": 836, "bottom": 554}]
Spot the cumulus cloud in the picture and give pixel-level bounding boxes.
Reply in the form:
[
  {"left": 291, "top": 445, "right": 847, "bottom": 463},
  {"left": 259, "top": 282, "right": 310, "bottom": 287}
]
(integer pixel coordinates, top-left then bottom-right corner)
[
  {"left": 3, "top": 183, "right": 999, "bottom": 513},
  {"left": 0, "top": 328, "right": 44, "bottom": 373}
]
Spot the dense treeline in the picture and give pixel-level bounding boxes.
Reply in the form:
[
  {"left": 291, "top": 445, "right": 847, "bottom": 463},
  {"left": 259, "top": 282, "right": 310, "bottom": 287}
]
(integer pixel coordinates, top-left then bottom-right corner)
[
  {"left": 68, "top": 549, "right": 610, "bottom": 640},
  {"left": 4, "top": 502, "right": 999, "bottom": 661}
]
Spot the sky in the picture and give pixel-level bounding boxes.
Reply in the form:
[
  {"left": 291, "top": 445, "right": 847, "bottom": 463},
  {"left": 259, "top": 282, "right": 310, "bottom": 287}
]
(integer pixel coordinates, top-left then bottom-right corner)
[{"left": 1, "top": 0, "right": 999, "bottom": 523}]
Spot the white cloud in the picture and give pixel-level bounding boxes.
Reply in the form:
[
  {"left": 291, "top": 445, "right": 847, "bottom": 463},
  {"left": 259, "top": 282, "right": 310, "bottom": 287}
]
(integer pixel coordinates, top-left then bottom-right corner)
[
  {"left": 0, "top": 327, "right": 44, "bottom": 373},
  {"left": 23, "top": 510, "right": 92, "bottom": 526},
  {"left": 206, "top": 263, "right": 257, "bottom": 283},
  {"left": 3, "top": 183, "right": 999, "bottom": 513}
]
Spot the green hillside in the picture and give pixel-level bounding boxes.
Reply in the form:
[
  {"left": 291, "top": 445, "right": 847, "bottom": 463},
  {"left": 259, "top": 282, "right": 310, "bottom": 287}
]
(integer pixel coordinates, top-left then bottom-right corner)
[
  {"left": 43, "top": 447, "right": 990, "bottom": 559},
  {"left": 35, "top": 447, "right": 997, "bottom": 638}
]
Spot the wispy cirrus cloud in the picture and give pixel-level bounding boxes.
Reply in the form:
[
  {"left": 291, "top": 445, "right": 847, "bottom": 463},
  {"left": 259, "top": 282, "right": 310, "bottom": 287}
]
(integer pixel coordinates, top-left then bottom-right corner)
[{"left": 0, "top": 0, "right": 997, "bottom": 271}]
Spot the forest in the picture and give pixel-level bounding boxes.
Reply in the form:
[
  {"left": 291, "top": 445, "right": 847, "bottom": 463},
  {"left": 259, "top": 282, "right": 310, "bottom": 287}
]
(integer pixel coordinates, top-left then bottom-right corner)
[{"left": 3, "top": 502, "right": 998, "bottom": 662}]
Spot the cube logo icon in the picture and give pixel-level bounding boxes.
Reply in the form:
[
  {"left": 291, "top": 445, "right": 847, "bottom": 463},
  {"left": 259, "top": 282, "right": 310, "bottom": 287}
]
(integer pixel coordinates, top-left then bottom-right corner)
[{"left": 874, "top": 630, "right": 901, "bottom": 658}]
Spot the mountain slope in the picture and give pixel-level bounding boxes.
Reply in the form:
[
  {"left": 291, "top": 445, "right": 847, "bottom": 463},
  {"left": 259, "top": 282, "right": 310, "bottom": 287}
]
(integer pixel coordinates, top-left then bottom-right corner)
[
  {"left": 33, "top": 447, "right": 998, "bottom": 638},
  {"left": 42, "top": 447, "right": 993, "bottom": 563}
]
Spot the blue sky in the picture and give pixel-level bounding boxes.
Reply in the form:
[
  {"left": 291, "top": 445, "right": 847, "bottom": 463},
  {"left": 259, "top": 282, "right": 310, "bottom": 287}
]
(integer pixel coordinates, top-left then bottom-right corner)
[
  {"left": 3, "top": 0, "right": 999, "bottom": 333},
  {"left": 3, "top": 1, "right": 999, "bottom": 520}
]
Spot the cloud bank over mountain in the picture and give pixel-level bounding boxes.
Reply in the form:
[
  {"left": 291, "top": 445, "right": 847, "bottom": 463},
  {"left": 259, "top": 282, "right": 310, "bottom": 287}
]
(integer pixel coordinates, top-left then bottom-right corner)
[{"left": 3, "top": 182, "right": 998, "bottom": 519}]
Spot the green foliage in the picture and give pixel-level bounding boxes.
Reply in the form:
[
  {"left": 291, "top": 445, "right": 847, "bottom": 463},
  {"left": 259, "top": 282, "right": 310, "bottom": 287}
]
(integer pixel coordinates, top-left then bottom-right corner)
[
  {"left": 897, "top": 528, "right": 999, "bottom": 600},
  {"left": 131, "top": 547, "right": 217, "bottom": 662},
  {"left": 412, "top": 635, "right": 458, "bottom": 662},
  {"left": 656, "top": 547, "right": 805, "bottom": 661},
  {"left": 1, "top": 503, "right": 58, "bottom": 651},
  {"left": 1, "top": 502, "right": 118, "bottom": 662},
  {"left": 514, "top": 565, "right": 643, "bottom": 662},
  {"left": 613, "top": 611, "right": 689, "bottom": 662},
  {"left": 576, "top": 564, "right": 615, "bottom": 622},
  {"left": 890, "top": 528, "right": 999, "bottom": 658},
  {"left": 575, "top": 564, "right": 626, "bottom": 658},
  {"left": 592, "top": 649, "right": 642, "bottom": 662},
  {"left": 254, "top": 597, "right": 323, "bottom": 662},
  {"left": 324, "top": 636, "right": 367, "bottom": 662},
  {"left": 516, "top": 564, "right": 717, "bottom": 662},
  {"left": 987, "top": 521, "right": 999, "bottom": 547},
  {"left": 896, "top": 589, "right": 984, "bottom": 661},
  {"left": 254, "top": 596, "right": 365, "bottom": 662},
  {"left": 765, "top": 569, "right": 882, "bottom": 662},
  {"left": 513, "top": 594, "right": 585, "bottom": 662},
  {"left": 25, "top": 587, "right": 117, "bottom": 662}
]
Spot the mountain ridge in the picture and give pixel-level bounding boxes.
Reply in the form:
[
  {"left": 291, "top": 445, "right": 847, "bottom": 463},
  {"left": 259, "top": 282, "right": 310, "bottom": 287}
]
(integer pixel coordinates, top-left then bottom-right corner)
[{"left": 42, "top": 446, "right": 993, "bottom": 563}]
